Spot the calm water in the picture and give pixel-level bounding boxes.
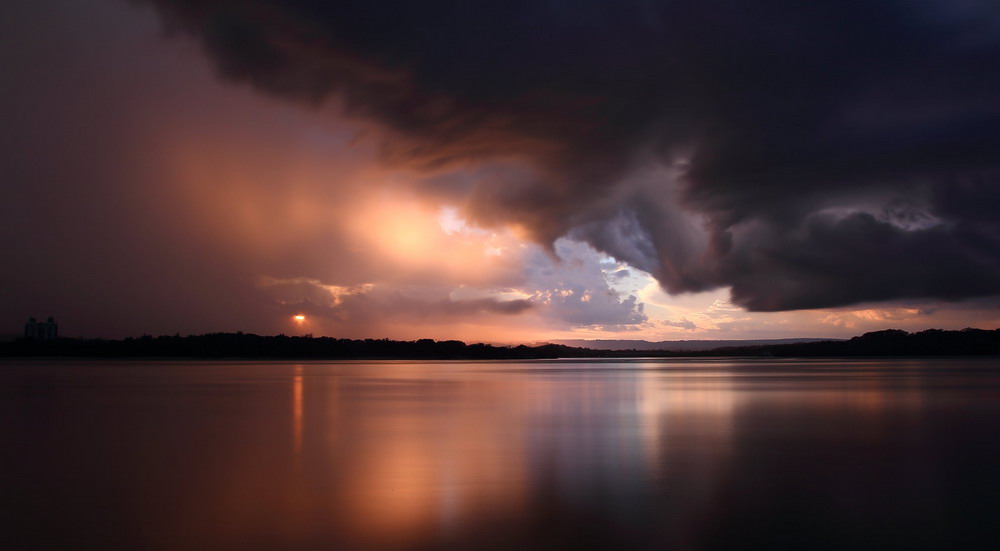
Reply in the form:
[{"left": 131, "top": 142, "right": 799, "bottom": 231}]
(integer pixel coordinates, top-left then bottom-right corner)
[{"left": 2, "top": 358, "right": 1000, "bottom": 550}]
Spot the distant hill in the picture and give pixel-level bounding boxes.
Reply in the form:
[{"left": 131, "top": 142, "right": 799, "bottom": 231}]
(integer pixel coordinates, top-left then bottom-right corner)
[
  {"left": 550, "top": 338, "right": 838, "bottom": 351},
  {"left": 725, "top": 328, "right": 1000, "bottom": 357}
]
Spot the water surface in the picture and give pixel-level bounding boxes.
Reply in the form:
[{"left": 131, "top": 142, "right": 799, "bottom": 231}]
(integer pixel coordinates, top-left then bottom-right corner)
[{"left": 3, "top": 358, "right": 1000, "bottom": 550}]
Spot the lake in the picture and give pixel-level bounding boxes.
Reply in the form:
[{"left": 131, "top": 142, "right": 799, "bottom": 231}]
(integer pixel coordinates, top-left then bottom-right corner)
[{"left": 2, "top": 358, "right": 1000, "bottom": 550}]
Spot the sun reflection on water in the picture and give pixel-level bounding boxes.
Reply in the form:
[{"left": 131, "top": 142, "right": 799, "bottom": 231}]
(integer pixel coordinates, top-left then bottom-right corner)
[{"left": 3, "top": 359, "right": 983, "bottom": 550}]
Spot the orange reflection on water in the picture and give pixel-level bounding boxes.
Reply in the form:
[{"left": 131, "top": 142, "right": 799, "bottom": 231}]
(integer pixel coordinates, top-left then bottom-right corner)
[
  {"left": 324, "top": 366, "right": 531, "bottom": 547},
  {"left": 81, "top": 361, "right": 946, "bottom": 549},
  {"left": 292, "top": 366, "right": 303, "bottom": 454},
  {"left": 4, "top": 359, "right": 981, "bottom": 551}
]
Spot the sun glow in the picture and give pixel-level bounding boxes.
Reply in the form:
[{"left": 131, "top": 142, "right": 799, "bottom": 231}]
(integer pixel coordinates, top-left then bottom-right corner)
[
  {"left": 352, "top": 197, "right": 439, "bottom": 265},
  {"left": 347, "top": 194, "right": 524, "bottom": 285},
  {"left": 293, "top": 315, "right": 306, "bottom": 323}
]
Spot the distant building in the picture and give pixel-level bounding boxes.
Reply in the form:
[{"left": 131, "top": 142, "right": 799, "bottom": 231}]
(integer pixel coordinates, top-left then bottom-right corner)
[{"left": 24, "top": 316, "right": 58, "bottom": 340}]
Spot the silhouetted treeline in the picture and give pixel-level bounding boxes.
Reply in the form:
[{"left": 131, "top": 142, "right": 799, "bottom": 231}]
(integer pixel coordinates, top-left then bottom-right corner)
[
  {"left": 1, "top": 328, "right": 997, "bottom": 359},
  {"left": 0, "top": 333, "right": 604, "bottom": 359}
]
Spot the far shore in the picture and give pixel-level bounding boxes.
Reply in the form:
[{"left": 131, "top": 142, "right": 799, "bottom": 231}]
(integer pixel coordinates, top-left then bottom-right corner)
[{"left": 2, "top": 328, "right": 998, "bottom": 360}]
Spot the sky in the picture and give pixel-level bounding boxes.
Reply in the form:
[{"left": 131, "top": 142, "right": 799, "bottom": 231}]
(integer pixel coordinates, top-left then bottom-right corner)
[{"left": 2, "top": 0, "right": 999, "bottom": 342}]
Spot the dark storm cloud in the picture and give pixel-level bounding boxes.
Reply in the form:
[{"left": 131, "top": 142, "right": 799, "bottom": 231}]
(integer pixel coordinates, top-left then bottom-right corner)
[{"left": 139, "top": 0, "right": 1000, "bottom": 310}]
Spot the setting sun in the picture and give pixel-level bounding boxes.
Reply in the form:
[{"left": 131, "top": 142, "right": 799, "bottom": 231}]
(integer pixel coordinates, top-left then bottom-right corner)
[{"left": 293, "top": 315, "right": 306, "bottom": 323}]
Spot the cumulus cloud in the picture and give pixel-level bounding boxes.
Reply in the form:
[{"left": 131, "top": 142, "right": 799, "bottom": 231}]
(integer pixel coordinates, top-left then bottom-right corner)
[
  {"left": 520, "top": 239, "right": 648, "bottom": 328},
  {"left": 660, "top": 319, "right": 696, "bottom": 331},
  {"left": 259, "top": 238, "right": 646, "bottom": 332},
  {"left": 135, "top": 0, "right": 1000, "bottom": 312}
]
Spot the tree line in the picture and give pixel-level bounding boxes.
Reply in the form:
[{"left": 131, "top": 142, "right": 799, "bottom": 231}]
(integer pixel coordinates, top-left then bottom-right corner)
[{"left": 2, "top": 328, "right": 998, "bottom": 359}]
